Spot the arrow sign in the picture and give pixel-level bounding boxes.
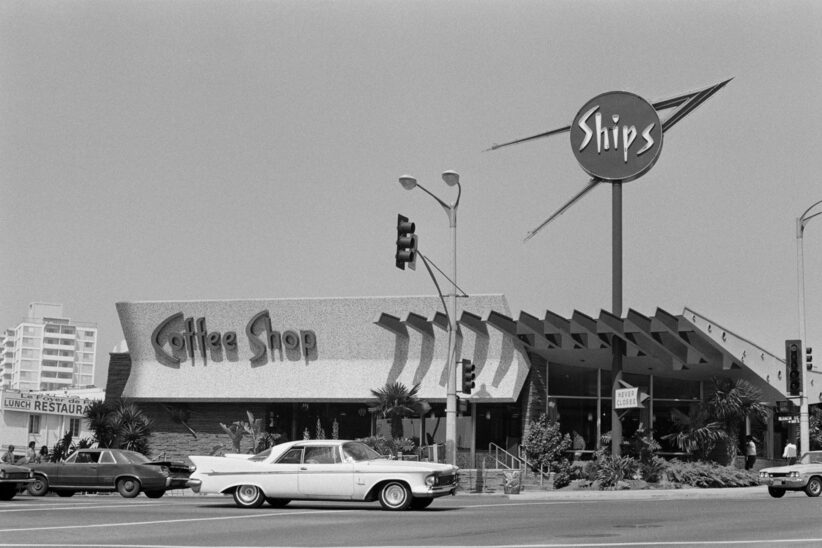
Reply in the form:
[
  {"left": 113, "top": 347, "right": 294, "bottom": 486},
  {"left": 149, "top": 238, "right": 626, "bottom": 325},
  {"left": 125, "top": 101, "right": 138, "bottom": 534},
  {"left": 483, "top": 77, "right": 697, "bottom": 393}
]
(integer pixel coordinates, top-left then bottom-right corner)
[{"left": 614, "top": 382, "right": 650, "bottom": 409}]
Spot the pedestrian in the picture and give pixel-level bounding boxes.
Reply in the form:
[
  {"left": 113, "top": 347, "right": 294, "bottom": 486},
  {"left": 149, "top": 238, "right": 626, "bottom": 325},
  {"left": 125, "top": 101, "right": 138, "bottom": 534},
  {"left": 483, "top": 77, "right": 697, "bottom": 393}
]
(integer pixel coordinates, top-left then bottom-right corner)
[
  {"left": 744, "top": 435, "right": 756, "bottom": 470},
  {"left": 783, "top": 439, "right": 798, "bottom": 465},
  {"left": 25, "top": 441, "right": 37, "bottom": 463},
  {"left": 1, "top": 445, "right": 16, "bottom": 464},
  {"left": 37, "top": 445, "right": 49, "bottom": 463}
]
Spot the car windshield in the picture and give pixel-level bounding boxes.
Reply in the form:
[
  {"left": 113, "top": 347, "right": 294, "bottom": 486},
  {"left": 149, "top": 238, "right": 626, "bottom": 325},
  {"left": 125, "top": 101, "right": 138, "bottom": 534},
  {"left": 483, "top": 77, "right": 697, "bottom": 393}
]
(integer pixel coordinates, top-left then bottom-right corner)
[
  {"left": 249, "top": 447, "right": 273, "bottom": 462},
  {"left": 342, "top": 442, "right": 382, "bottom": 462},
  {"left": 801, "top": 452, "right": 822, "bottom": 464}
]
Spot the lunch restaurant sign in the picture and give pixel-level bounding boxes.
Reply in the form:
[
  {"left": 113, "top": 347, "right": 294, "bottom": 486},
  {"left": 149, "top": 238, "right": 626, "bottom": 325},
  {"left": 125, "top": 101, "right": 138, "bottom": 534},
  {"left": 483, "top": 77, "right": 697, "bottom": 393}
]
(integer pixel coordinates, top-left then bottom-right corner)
[{"left": 1, "top": 390, "right": 92, "bottom": 418}]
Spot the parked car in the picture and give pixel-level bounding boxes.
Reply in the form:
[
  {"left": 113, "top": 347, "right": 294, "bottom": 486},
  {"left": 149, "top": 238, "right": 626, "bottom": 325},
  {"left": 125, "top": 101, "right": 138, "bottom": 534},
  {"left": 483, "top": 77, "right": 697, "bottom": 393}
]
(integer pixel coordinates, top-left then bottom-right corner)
[
  {"left": 758, "top": 450, "right": 822, "bottom": 497},
  {"left": 27, "top": 448, "right": 193, "bottom": 498},
  {"left": 0, "top": 462, "right": 34, "bottom": 500},
  {"left": 187, "top": 439, "right": 459, "bottom": 511}
]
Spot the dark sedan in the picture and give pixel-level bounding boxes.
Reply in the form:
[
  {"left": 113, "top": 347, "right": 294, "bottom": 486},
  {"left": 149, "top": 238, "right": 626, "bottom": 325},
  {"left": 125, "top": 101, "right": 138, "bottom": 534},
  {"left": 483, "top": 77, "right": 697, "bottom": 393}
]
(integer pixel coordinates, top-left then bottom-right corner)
[
  {"left": 27, "top": 448, "right": 193, "bottom": 498},
  {"left": 0, "top": 462, "right": 34, "bottom": 500}
]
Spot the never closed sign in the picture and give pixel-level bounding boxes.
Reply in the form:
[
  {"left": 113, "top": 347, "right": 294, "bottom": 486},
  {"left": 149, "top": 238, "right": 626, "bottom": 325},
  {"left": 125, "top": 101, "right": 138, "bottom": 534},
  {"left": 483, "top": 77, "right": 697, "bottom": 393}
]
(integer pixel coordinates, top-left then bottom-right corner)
[{"left": 570, "top": 91, "right": 663, "bottom": 182}]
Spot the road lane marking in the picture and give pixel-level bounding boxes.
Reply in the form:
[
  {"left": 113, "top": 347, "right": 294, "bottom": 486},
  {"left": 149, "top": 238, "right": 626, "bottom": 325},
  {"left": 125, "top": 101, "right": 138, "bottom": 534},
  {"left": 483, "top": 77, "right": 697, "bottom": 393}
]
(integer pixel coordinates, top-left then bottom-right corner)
[
  {"left": 3, "top": 540, "right": 822, "bottom": 547},
  {"left": 0, "top": 508, "right": 341, "bottom": 533}
]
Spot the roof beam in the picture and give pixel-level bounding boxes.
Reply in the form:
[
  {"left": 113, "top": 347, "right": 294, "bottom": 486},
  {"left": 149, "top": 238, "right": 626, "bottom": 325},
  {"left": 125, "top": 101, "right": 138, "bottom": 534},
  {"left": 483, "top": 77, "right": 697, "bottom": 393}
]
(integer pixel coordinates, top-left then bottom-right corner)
[{"left": 543, "top": 310, "right": 583, "bottom": 349}]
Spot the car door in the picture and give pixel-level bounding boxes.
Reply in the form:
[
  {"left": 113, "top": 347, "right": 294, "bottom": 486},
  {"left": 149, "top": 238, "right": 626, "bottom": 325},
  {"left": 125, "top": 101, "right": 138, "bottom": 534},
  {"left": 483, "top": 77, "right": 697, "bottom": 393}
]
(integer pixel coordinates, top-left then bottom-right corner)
[
  {"left": 261, "top": 447, "right": 302, "bottom": 498},
  {"left": 96, "top": 450, "right": 119, "bottom": 489},
  {"left": 62, "top": 450, "right": 101, "bottom": 488},
  {"left": 298, "top": 445, "right": 354, "bottom": 498}
]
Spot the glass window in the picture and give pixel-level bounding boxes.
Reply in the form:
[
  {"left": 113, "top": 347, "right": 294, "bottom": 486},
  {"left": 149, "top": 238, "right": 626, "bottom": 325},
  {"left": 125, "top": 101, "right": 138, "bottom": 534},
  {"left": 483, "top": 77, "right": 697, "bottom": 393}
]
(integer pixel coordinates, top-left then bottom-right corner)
[
  {"left": 654, "top": 376, "right": 700, "bottom": 400},
  {"left": 69, "top": 418, "right": 81, "bottom": 437},
  {"left": 76, "top": 451, "right": 100, "bottom": 464},
  {"left": 303, "top": 446, "right": 340, "bottom": 464},
  {"left": 548, "top": 363, "right": 599, "bottom": 397},
  {"left": 28, "top": 415, "right": 41, "bottom": 434},
  {"left": 277, "top": 448, "right": 304, "bottom": 464},
  {"left": 99, "top": 451, "right": 115, "bottom": 463}
]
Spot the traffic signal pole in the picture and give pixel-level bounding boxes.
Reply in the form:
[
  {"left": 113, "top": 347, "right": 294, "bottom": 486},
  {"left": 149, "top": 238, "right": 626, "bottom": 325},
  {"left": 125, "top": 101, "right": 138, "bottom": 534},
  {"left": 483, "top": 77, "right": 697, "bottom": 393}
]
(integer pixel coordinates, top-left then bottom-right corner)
[{"left": 797, "top": 200, "right": 822, "bottom": 456}]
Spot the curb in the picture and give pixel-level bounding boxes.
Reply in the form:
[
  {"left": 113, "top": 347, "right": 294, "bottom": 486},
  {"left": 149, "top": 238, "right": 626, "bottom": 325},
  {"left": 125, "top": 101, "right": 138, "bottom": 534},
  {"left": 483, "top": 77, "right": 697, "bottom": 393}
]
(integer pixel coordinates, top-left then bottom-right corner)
[{"left": 506, "top": 485, "right": 768, "bottom": 500}]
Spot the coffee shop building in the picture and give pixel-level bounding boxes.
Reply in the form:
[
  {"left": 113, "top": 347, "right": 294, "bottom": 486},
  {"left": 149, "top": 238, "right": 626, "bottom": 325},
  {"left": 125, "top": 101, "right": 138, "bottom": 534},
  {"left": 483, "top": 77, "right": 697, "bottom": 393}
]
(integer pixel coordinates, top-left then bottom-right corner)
[{"left": 105, "top": 295, "right": 803, "bottom": 465}]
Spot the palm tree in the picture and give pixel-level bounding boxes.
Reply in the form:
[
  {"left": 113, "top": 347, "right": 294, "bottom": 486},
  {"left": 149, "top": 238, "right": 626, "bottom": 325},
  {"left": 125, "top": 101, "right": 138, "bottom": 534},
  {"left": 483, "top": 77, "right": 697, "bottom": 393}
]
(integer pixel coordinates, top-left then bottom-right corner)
[
  {"left": 110, "top": 400, "right": 153, "bottom": 455},
  {"left": 84, "top": 400, "right": 115, "bottom": 447},
  {"left": 662, "top": 404, "right": 725, "bottom": 460},
  {"left": 369, "top": 382, "right": 422, "bottom": 440},
  {"left": 705, "top": 377, "right": 768, "bottom": 465}
]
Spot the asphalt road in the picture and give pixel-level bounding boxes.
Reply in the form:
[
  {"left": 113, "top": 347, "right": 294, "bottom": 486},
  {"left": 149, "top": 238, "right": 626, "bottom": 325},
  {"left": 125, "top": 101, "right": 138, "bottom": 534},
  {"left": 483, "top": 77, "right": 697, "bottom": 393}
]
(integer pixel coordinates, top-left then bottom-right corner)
[{"left": 1, "top": 490, "right": 821, "bottom": 547}]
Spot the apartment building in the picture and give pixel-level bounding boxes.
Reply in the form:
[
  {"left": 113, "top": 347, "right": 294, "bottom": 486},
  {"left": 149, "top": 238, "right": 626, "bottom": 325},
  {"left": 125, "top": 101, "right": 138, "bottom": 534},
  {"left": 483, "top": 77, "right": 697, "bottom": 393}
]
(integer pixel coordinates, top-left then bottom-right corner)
[{"left": 0, "top": 303, "right": 97, "bottom": 391}]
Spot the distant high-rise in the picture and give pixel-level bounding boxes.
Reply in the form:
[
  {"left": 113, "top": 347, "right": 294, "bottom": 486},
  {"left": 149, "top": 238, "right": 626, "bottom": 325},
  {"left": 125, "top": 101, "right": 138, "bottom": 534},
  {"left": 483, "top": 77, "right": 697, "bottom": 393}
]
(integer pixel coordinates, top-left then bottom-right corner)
[{"left": 0, "top": 303, "right": 97, "bottom": 390}]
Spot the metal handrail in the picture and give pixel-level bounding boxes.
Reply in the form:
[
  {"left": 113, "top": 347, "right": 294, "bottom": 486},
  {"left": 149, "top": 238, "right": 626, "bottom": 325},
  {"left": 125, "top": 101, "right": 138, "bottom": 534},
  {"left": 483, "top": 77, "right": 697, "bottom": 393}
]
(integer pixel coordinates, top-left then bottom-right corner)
[{"left": 488, "top": 442, "right": 522, "bottom": 470}]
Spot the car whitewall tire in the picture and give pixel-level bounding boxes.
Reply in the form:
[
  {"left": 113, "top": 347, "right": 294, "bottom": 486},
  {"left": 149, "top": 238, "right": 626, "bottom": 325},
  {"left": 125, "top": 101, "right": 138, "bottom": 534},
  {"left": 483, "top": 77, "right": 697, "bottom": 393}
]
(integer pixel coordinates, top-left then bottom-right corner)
[
  {"left": 233, "top": 485, "right": 265, "bottom": 508},
  {"left": 378, "top": 481, "right": 412, "bottom": 511}
]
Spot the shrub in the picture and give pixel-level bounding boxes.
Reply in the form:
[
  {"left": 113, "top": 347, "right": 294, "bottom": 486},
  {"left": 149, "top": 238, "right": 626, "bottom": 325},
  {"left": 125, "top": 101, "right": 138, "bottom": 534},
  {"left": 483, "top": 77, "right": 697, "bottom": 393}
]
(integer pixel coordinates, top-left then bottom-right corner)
[
  {"left": 596, "top": 455, "right": 638, "bottom": 489},
  {"left": 639, "top": 456, "right": 668, "bottom": 483},
  {"left": 552, "top": 459, "right": 573, "bottom": 490},
  {"left": 664, "top": 459, "right": 758, "bottom": 488},
  {"left": 357, "top": 435, "right": 416, "bottom": 457},
  {"left": 523, "top": 413, "right": 571, "bottom": 471}
]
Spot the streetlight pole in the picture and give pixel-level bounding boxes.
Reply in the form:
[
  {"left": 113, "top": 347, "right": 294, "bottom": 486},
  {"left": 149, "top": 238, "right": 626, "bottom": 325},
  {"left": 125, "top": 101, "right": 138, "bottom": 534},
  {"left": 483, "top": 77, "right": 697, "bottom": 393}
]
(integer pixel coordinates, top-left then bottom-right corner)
[
  {"left": 798, "top": 199, "right": 822, "bottom": 455},
  {"left": 398, "top": 171, "right": 462, "bottom": 466}
]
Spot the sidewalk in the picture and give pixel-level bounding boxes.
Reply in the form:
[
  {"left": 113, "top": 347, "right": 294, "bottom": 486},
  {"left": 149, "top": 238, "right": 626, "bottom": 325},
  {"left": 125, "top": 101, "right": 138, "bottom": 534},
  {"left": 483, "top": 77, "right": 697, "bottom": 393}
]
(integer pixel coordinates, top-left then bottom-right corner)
[{"left": 503, "top": 485, "right": 769, "bottom": 500}]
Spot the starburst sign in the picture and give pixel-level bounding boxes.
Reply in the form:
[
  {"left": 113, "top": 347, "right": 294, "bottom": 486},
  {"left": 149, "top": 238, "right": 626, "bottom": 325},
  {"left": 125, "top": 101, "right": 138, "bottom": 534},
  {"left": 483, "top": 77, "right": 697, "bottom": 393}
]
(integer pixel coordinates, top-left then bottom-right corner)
[{"left": 488, "top": 78, "right": 733, "bottom": 241}]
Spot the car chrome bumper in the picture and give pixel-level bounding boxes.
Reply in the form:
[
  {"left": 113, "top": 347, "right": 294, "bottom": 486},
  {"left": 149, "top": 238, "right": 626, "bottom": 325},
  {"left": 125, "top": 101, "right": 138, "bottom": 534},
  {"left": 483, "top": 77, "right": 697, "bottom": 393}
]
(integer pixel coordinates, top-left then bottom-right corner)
[
  {"left": 186, "top": 478, "right": 202, "bottom": 493},
  {"left": 759, "top": 478, "right": 805, "bottom": 489}
]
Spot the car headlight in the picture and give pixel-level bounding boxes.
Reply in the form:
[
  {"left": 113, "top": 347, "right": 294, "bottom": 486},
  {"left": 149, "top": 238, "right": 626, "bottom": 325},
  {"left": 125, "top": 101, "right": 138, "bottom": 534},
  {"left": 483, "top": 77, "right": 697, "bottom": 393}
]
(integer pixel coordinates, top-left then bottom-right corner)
[
  {"left": 759, "top": 472, "right": 768, "bottom": 478},
  {"left": 425, "top": 474, "right": 436, "bottom": 487},
  {"left": 189, "top": 465, "right": 196, "bottom": 473},
  {"left": 160, "top": 466, "right": 170, "bottom": 477},
  {"left": 0, "top": 470, "right": 5, "bottom": 479},
  {"left": 789, "top": 471, "right": 800, "bottom": 478}
]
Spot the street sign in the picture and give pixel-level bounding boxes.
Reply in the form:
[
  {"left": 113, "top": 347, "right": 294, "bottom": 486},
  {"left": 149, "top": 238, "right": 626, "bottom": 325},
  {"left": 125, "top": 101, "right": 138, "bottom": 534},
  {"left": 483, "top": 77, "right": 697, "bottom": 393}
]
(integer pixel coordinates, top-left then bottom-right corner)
[{"left": 615, "top": 381, "right": 650, "bottom": 409}]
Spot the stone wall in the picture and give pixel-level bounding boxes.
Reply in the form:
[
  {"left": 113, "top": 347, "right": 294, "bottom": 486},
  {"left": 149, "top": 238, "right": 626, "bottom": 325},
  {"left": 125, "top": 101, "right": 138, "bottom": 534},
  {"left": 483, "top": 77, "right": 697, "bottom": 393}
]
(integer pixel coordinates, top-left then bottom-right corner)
[{"left": 522, "top": 353, "right": 547, "bottom": 435}]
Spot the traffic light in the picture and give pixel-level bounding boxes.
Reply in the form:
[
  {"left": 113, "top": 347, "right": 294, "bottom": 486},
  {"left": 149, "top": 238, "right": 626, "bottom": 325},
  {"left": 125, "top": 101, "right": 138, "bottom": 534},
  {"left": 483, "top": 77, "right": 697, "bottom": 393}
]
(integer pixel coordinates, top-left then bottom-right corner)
[
  {"left": 785, "top": 339, "right": 802, "bottom": 396},
  {"left": 395, "top": 214, "right": 417, "bottom": 270},
  {"left": 807, "top": 347, "right": 814, "bottom": 371},
  {"left": 461, "top": 359, "right": 476, "bottom": 394}
]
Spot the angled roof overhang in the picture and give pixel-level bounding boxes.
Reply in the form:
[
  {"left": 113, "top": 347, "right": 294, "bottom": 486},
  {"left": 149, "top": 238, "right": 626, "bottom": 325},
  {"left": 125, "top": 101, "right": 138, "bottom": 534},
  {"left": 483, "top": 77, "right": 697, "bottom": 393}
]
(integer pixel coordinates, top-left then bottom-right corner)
[{"left": 509, "top": 306, "right": 787, "bottom": 404}]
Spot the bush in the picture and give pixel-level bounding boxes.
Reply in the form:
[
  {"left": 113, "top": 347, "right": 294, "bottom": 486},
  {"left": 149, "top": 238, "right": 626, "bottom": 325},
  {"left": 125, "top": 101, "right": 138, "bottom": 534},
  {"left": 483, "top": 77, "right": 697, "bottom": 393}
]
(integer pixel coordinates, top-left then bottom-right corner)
[
  {"left": 552, "top": 459, "right": 573, "bottom": 490},
  {"left": 356, "top": 435, "right": 417, "bottom": 457},
  {"left": 523, "top": 413, "right": 571, "bottom": 471},
  {"left": 596, "top": 455, "right": 639, "bottom": 489},
  {"left": 639, "top": 456, "right": 668, "bottom": 483},
  {"left": 664, "top": 459, "right": 758, "bottom": 488}
]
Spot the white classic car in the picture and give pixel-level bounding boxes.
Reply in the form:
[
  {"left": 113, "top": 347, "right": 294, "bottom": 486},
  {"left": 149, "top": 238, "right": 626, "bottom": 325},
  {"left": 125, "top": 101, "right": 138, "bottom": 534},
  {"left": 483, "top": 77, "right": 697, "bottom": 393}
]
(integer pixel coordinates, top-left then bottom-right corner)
[
  {"left": 187, "top": 439, "right": 459, "bottom": 511},
  {"left": 758, "top": 450, "right": 822, "bottom": 498}
]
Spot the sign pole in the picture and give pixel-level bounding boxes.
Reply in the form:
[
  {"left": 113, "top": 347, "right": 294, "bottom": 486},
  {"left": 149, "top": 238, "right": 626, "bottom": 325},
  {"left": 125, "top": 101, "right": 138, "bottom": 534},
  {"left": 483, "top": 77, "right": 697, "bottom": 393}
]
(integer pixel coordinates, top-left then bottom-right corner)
[{"left": 611, "top": 181, "right": 623, "bottom": 457}]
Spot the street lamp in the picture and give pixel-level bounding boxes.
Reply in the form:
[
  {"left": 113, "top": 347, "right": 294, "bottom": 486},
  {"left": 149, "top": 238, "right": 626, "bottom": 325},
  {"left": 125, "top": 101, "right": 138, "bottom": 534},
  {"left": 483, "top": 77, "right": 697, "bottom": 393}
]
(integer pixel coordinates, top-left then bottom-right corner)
[
  {"left": 798, "top": 199, "right": 822, "bottom": 455},
  {"left": 398, "top": 171, "right": 462, "bottom": 466}
]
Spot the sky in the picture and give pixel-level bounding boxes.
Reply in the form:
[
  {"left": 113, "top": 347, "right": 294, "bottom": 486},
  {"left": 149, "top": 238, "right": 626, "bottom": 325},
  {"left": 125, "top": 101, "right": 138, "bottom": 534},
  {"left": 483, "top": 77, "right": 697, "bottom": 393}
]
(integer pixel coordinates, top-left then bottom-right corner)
[{"left": 1, "top": 0, "right": 821, "bottom": 389}]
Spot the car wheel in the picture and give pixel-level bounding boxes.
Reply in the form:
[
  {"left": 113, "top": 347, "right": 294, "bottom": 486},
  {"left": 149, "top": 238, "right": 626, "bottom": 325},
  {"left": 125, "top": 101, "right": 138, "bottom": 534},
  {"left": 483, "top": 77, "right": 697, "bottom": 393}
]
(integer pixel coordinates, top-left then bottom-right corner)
[
  {"left": 805, "top": 476, "right": 822, "bottom": 497},
  {"left": 144, "top": 490, "right": 165, "bottom": 499},
  {"left": 409, "top": 497, "right": 433, "bottom": 510},
  {"left": 56, "top": 490, "right": 75, "bottom": 497},
  {"left": 265, "top": 497, "right": 290, "bottom": 508},
  {"left": 116, "top": 477, "right": 141, "bottom": 498},
  {"left": 768, "top": 486, "right": 786, "bottom": 498},
  {"left": 233, "top": 485, "right": 265, "bottom": 508},
  {"left": 378, "top": 481, "right": 412, "bottom": 511},
  {"left": 0, "top": 485, "right": 16, "bottom": 500},
  {"left": 27, "top": 476, "right": 49, "bottom": 497}
]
